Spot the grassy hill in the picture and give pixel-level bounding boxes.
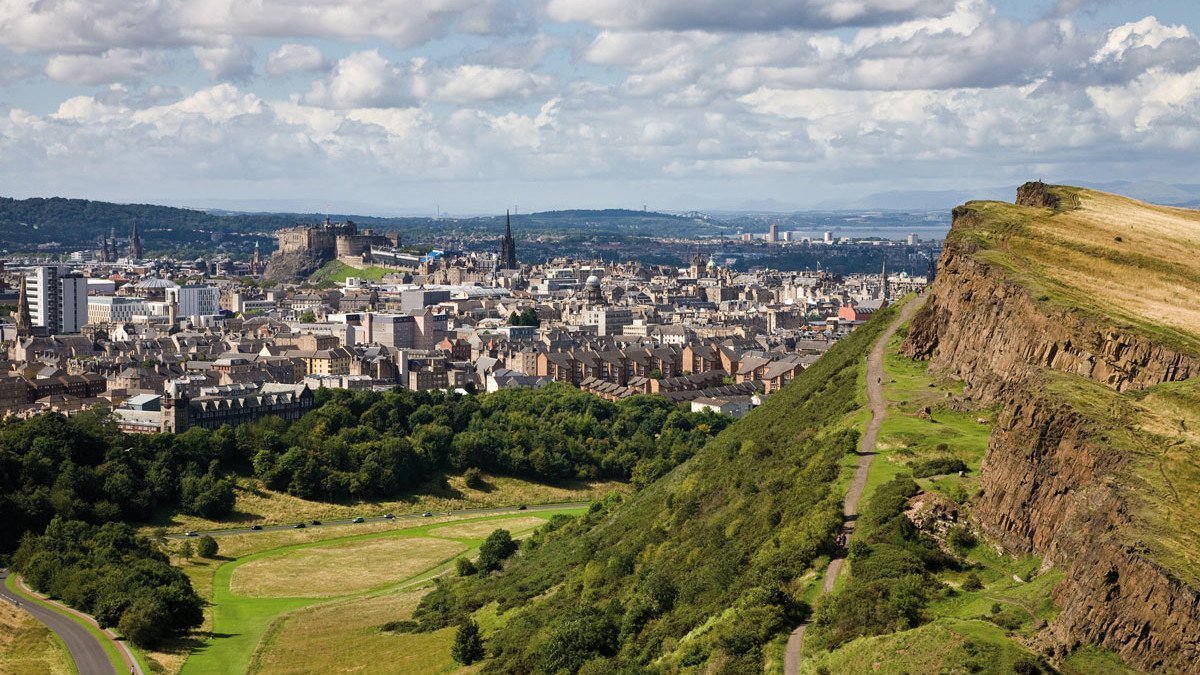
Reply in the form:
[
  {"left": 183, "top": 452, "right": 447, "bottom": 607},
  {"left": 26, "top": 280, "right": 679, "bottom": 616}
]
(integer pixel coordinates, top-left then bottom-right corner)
[{"left": 404, "top": 305, "right": 897, "bottom": 672}]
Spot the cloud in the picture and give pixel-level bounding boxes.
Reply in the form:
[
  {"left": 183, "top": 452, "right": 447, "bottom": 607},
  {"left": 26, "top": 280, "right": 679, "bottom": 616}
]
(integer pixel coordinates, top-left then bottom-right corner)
[
  {"left": 304, "top": 50, "right": 550, "bottom": 108},
  {"left": 193, "top": 41, "right": 254, "bottom": 80},
  {"left": 0, "top": 0, "right": 528, "bottom": 54},
  {"left": 545, "top": 0, "right": 958, "bottom": 32},
  {"left": 45, "top": 48, "right": 167, "bottom": 85},
  {"left": 266, "top": 44, "right": 326, "bottom": 76}
]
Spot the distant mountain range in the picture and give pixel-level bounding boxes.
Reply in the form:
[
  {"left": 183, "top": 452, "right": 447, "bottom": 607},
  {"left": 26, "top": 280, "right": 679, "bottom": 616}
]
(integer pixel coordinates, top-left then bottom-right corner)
[{"left": 814, "top": 180, "right": 1200, "bottom": 211}]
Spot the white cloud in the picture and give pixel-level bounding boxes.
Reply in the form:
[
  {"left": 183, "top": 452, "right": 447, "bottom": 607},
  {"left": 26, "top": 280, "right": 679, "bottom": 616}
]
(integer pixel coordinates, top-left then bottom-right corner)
[
  {"left": 45, "top": 48, "right": 166, "bottom": 85},
  {"left": 1093, "top": 17, "right": 1193, "bottom": 62},
  {"left": 546, "top": 0, "right": 957, "bottom": 31},
  {"left": 266, "top": 44, "right": 326, "bottom": 75},
  {"left": 193, "top": 41, "right": 254, "bottom": 80}
]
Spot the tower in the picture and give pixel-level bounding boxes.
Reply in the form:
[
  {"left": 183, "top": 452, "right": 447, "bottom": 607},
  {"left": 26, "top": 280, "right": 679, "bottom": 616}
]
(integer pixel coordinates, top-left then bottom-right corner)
[
  {"left": 14, "top": 274, "right": 30, "bottom": 337},
  {"left": 881, "top": 255, "right": 891, "bottom": 301},
  {"left": 252, "top": 240, "right": 262, "bottom": 273},
  {"left": 499, "top": 210, "right": 518, "bottom": 270},
  {"left": 129, "top": 223, "right": 143, "bottom": 260}
]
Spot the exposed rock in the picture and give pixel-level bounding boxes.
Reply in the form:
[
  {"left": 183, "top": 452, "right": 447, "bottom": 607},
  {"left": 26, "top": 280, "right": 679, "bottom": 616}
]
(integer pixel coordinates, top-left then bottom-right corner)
[
  {"left": 900, "top": 186, "right": 1200, "bottom": 672},
  {"left": 264, "top": 251, "right": 322, "bottom": 284}
]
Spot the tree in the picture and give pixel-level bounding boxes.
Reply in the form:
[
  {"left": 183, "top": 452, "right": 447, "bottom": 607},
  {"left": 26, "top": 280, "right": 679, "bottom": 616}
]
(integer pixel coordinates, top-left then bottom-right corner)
[
  {"left": 180, "top": 541, "right": 193, "bottom": 559},
  {"left": 451, "top": 619, "right": 485, "bottom": 665},
  {"left": 456, "top": 557, "right": 478, "bottom": 576},
  {"left": 197, "top": 535, "right": 218, "bottom": 558},
  {"left": 477, "top": 529, "right": 517, "bottom": 572},
  {"left": 299, "top": 310, "right": 316, "bottom": 323},
  {"left": 118, "top": 596, "right": 171, "bottom": 648},
  {"left": 463, "top": 467, "right": 485, "bottom": 490}
]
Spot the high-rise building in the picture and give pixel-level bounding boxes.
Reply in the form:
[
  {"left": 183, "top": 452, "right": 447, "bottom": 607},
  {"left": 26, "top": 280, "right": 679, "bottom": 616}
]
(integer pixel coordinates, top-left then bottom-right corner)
[
  {"left": 166, "top": 285, "right": 220, "bottom": 322},
  {"left": 881, "top": 256, "right": 891, "bottom": 302},
  {"left": 907, "top": 233, "right": 919, "bottom": 245},
  {"left": 499, "top": 210, "right": 518, "bottom": 269},
  {"left": 26, "top": 266, "right": 88, "bottom": 334},
  {"left": 769, "top": 223, "right": 779, "bottom": 243}
]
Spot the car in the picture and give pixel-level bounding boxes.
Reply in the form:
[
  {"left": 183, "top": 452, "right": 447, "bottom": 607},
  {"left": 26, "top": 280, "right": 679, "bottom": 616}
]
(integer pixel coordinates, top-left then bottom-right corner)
[
  {"left": 383, "top": 513, "right": 395, "bottom": 519},
  {"left": 422, "top": 511, "right": 433, "bottom": 517},
  {"left": 352, "top": 517, "right": 365, "bottom": 523},
  {"left": 517, "top": 505, "right": 528, "bottom": 510},
  {"left": 310, "top": 520, "right": 321, "bottom": 525},
  {"left": 251, "top": 525, "right": 263, "bottom": 531},
  {"left": 185, "top": 531, "right": 198, "bottom": 537},
  {"left": 294, "top": 522, "right": 306, "bottom": 529}
]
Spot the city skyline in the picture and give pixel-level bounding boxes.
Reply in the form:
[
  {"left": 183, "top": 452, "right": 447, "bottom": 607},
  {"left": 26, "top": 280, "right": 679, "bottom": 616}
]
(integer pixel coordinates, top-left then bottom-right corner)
[{"left": 1, "top": 1, "right": 1199, "bottom": 213}]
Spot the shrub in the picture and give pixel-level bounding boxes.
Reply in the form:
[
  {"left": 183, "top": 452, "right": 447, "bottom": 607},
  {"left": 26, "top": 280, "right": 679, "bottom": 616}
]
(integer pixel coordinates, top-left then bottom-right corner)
[
  {"left": 478, "top": 529, "right": 518, "bottom": 572},
  {"left": 946, "top": 526, "right": 976, "bottom": 552},
  {"left": 197, "top": 535, "right": 218, "bottom": 558},
  {"left": 463, "top": 467, "right": 485, "bottom": 490},
  {"left": 910, "top": 457, "right": 968, "bottom": 478},
  {"left": 451, "top": 619, "right": 485, "bottom": 665},
  {"left": 962, "top": 573, "right": 983, "bottom": 591},
  {"left": 457, "top": 558, "right": 478, "bottom": 577},
  {"left": 379, "top": 620, "right": 418, "bottom": 633}
]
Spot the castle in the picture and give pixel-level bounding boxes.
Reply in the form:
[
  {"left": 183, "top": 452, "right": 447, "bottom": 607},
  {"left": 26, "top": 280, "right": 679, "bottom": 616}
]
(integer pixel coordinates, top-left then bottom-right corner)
[{"left": 274, "top": 217, "right": 397, "bottom": 263}]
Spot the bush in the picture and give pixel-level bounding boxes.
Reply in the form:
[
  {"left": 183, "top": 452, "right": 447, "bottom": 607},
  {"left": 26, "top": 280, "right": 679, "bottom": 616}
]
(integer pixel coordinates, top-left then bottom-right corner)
[
  {"left": 946, "top": 526, "right": 976, "bottom": 552},
  {"left": 463, "top": 467, "right": 485, "bottom": 490},
  {"left": 478, "top": 529, "right": 517, "bottom": 572},
  {"left": 451, "top": 619, "right": 485, "bottom": 665},
  {"left": 456, "top": 558, "right": 478, "bottom": 577},
  {"left": 379, "top": 620, "right": 419, "bottom": 633},
  {"left": 962, "top": 573, "right": 983, "bottom": 591},
  {"left": 910, "top": 457, "right": 968, "bottom": 478},
  {"left": 197, "top": 535, "right": 218, "bottom": 558},
  {"left": 118, "top": 597, "right": 171, "bottom": 648}
]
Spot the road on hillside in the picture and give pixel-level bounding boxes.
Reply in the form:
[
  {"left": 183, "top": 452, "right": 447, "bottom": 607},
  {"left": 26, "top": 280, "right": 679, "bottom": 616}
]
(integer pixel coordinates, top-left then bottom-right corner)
[
  {"left": 784, "top": 298, "right": 923, "bottom": 675},
  {"left": 0, "top": 569, "right": 117, "bottom": 675},
  {"left": 165, "top": 500, "right": 592, "bottom": 539}
]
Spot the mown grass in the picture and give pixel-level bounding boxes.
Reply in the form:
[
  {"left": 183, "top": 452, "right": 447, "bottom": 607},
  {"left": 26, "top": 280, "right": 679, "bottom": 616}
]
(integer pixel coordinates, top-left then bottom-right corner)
[
  {"left": 148, "top": 471, "right": 618, "bottom": 534},
  {"left": 0, "top": 595, "right": 75, "bottom": 675},
  {"left": 308, "top": 260, "right": 396, "bottom": 285},
  {"left": 231, "top": 537, "right": 467, "bottom": 598},
  {"left": 179, "top": 509, "right": 585, "bottom": 675}
]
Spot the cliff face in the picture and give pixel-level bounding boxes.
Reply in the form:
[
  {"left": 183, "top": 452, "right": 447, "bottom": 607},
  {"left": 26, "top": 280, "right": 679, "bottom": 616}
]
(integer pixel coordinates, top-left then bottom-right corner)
[{"left": 903, "top": 187, "right": 1200, "bottom": 672}]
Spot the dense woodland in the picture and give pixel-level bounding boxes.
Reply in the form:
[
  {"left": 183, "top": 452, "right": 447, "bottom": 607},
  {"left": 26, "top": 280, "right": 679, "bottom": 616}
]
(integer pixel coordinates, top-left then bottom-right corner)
[
  {"left": 404, "top": 306, "right": 899, "bottom": 673},
  {"left": 0, "top": 384, "right": 724, "bottom": 647}
]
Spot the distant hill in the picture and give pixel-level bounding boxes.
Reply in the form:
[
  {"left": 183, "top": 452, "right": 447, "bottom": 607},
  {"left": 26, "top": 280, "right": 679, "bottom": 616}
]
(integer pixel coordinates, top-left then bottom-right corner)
[{"left": 0, "top": 196, "right": 720, "bottom": 254}]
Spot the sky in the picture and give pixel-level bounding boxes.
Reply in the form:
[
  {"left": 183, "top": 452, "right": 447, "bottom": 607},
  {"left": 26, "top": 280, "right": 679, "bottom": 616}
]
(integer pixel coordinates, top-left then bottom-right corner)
[{"left": 1, "top": 0, "right": 1199, "bottom": 214}]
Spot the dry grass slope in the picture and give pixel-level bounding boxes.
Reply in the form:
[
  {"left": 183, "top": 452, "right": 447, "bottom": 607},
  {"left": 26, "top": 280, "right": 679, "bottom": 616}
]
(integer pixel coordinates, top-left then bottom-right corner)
[
  {"left": 0, "top": 601, "right": 74, "bottom": 675},
  {"left": 231, "top": 537, "right": 466, "bottom": 598},
  {"left": 957, "top": 186, "right": 1200, "bottom": 355}
]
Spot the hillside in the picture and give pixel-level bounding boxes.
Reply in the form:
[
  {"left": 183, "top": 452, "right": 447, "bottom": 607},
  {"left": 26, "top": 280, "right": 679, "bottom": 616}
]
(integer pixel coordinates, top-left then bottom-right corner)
[
  {"left": 902, "top": 182, "right": 1200, "bottom": 671},
  {"left": 401, "top": 304, "right": 898, "bottom": 672}
]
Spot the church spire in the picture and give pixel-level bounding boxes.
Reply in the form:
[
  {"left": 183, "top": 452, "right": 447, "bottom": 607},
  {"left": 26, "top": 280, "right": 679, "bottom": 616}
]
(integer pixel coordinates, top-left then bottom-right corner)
[
  {"left": 499, "top": 209, "right": 517, "bottom": 269},
  {"left": 129, "top": 222, "right": 143, "bottom": 260}
]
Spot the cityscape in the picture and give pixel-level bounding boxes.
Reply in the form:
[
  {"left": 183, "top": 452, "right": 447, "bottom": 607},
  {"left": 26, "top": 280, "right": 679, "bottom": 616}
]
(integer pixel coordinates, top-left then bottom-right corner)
[{"left": 1, "top": 1, "right": 1199, "bottom": 675}]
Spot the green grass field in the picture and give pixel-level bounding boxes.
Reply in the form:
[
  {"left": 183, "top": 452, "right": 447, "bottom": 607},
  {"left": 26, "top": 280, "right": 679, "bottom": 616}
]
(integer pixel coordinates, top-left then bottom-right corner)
[
  {"left": 179, "top": 509, "right": 583, "bottom": 675},
  {"left": 148, "top": 471, "right": 619, "bottom": 534},
  {"left": 308, "top": 260, "right": 396, "bottom": 285},
  {"left": 804, "top": 321, "right": 1139, "bottom": 673}
]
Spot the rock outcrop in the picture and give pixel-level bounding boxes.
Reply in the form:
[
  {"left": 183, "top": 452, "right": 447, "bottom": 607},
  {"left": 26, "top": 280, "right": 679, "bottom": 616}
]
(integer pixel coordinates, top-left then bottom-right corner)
[{"left": 903, "top": 186, "right": 1200, "bottom": 672}]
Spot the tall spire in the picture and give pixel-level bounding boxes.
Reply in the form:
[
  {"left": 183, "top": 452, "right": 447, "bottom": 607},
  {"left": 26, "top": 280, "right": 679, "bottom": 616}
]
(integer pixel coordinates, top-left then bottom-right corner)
[
  {"left": 499, "top": 209, "right": 517, "bottom": 269},
  {"left": 129, "top": 222, "right": 143, "bottom": 260},
  {"left": 14, "top": 274, "right": 31, "bottom": 337},
  {"left": 881, "top": 255, "right": 891, "bottom": 301}
]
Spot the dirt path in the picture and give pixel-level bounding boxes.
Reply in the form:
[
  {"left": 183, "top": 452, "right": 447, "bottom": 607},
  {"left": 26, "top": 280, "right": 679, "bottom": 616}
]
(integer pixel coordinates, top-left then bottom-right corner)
[{"left": 784, "top": 299, "right": 921, "bottom": 675}]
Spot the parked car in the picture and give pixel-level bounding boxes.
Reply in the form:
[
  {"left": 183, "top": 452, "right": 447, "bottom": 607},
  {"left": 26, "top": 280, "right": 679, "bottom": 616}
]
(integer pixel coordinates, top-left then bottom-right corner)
[
  {"left": 251, "top": 525, "right": 263, "bottom": 531},
  {"left": 383, "top": 513, "right": 395, "bottom": 519},
  {"left": 294, "top": 522, "right": 306, "bottom": 529},
  {"left": 352, "top": 517, "right": 365, "bottom": 523},
  {"left": 185, "top": 531, "right": 198, "bottom": 537},
  {"left": 422, "top": 511, "right": 433, "bottom": 517}
]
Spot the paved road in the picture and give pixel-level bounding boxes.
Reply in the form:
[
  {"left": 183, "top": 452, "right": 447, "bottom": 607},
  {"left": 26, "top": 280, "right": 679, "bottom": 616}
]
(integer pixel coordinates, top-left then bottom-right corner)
[
  {"left": 166, "top": 500, "right": 592, "bottom": 539},
  {"left": 1, "top": 569, "right": 118, "bottom": 675},
  {"left": 784, "top": 298, "right": 922, "bottom": 675}
]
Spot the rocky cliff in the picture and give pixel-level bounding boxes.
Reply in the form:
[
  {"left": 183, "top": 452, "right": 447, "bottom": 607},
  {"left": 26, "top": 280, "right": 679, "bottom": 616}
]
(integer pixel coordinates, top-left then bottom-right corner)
[{"left": 903, "top": 183, "right": 1200, "bottom": 672}]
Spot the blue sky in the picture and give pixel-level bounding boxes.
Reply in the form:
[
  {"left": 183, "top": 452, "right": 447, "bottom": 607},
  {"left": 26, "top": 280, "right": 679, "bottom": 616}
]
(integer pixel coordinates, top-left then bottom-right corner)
[{"left": 1, "top": 0, "right": 1198, "bottom": 214}]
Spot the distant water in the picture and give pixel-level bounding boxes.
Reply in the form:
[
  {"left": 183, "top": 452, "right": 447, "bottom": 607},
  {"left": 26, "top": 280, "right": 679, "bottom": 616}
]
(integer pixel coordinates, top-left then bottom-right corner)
[{"left": 753, "top": 224, "right": 951, "bottom": 242}]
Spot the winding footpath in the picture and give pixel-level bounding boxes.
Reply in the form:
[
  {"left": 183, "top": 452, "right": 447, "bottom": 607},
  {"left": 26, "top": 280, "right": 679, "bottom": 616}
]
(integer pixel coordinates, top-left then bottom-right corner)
[
  {"left": 1, "top": 569, "right": 143, "bottom": 675},
  {"left": 783, "top": 298, "right": 922, "bottom": 675}
]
